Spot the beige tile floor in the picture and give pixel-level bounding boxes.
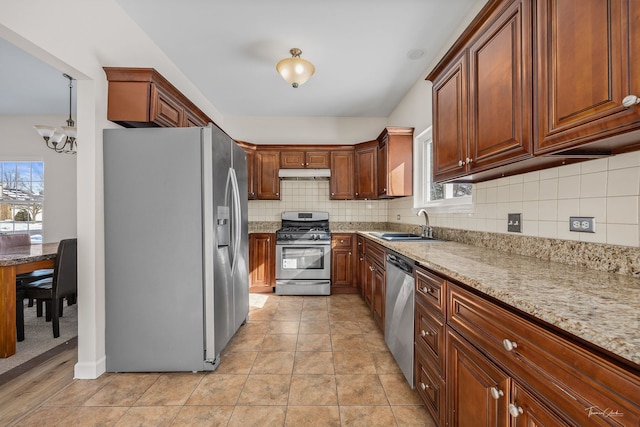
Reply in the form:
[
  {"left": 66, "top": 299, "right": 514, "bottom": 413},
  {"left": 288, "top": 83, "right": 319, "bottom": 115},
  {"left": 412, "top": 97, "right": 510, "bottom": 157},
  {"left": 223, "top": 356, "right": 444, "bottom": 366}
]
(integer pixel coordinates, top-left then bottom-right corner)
[{"left": 14, "top": 294, "right": 436, "bottom": 426}]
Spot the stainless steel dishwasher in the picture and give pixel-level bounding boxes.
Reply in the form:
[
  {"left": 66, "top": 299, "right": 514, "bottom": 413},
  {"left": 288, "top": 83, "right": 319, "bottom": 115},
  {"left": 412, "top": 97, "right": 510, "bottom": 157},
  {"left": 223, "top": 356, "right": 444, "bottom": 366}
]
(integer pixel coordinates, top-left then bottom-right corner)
[{"left": 384, "top": 250, "right": 415, "bottom": 387}]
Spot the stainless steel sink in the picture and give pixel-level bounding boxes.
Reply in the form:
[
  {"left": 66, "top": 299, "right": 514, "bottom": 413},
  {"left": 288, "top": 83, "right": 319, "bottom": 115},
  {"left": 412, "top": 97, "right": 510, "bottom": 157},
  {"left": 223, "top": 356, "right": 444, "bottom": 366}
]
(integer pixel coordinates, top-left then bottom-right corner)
[{"left": 370, "top": 232, "right": 441, "bottom": 242}]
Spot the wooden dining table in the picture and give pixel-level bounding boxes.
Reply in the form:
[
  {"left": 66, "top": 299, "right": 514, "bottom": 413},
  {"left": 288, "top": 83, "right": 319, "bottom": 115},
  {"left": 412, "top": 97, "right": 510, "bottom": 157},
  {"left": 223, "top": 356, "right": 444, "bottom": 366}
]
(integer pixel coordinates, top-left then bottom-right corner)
[{"left": 0, "top": 242, "right": 58, "bottom": 358}]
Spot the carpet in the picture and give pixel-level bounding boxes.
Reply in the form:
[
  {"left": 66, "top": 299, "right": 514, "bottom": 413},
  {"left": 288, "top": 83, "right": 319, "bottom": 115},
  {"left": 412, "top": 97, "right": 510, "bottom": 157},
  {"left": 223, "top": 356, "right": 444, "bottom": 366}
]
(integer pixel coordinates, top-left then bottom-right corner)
[{"left": 0, "top": 300, "right": 77, "bottom": 378}]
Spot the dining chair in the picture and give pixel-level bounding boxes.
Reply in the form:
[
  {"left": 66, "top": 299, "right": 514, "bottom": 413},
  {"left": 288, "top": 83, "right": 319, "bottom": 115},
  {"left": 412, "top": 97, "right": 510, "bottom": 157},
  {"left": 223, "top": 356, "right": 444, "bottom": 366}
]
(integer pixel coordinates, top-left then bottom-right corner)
[{"left": 17, "top": 238, "right": 77, "bottom": 339}]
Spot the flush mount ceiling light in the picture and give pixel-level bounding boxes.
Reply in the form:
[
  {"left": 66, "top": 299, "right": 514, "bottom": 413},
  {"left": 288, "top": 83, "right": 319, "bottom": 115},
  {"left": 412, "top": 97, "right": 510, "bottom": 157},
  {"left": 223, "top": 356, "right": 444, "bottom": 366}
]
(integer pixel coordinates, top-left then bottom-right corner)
[
  {"left": 276, "top": 48, "right": 315, "bottom": 88},
  {"left": 33, "top": 73, "right": 77, "bottom": 154}
]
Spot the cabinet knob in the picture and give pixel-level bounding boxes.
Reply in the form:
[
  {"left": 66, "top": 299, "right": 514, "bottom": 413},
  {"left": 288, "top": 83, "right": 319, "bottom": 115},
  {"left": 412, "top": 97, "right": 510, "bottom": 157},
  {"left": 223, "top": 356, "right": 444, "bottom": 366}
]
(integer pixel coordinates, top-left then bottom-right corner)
[
  {"left": 359, "top": 257, "right": 363, "bottom": 261},
  {"left": 622, "top": 94, "right": 640, "bottom": 108},
  {"left": 348, "top": 252, "right": 351, "bottom": 256},
  {"left": 306, "top": 162, "right": 309, "bottom": 166},
  {"left": 466, "top": 157, "right": 473, "bottom": 164},
  {"left": 458, "top": 160, "right": 466, "bottom": 166},
  {"left": 355, "top": 192, "right": 359, "bottom": 196},
  {"left": 340, "top": 239, "right": 345, "bottom": 243},
  {"left": 502, "top": 339, "right": 517, "bottom": 352},
  {"left": 421, "top": 286, "right": 434, "bottom": 294},
  {"left": 419, "top": 382, "right": 430, "bottom": 391},
  {"left": 490, "top": 387, "right": 504, "bottom": 400},
  {"left": 331, "top": 192, "right": 335, "bottom": 196},
  {"left": 508, "top": 403, "right": 523, "bottom": 418},
  {"left": 420, "top": 329, "right": 429, "bottom": 337},
  {"left": 301, "top": 163, "right": 305, "bottom": 166},
  {"left": 276, "top": 192, "right": 279, "bottom": 196}
]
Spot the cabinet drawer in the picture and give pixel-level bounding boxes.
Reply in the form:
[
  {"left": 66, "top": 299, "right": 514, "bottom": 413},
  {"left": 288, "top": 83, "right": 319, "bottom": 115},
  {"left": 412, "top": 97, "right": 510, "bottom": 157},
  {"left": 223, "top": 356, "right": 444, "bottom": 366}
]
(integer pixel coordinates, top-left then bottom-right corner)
[
  {"left": 448, "top": 284, "right": 640, "bottom": 426},
  {"left": 332, "top": 234, "right": 353, "bottom": 248},
  {"left": 415, "top": 266, "right": 446, "bottom": 315},
  {"left": 415, "top": 299, "right": 445, "bottom": 379},
  {"left": 364, "top": 239, "right": 385, "bottom": 266},
  {"left": 415, "top": 346, "right": 446, "bottom": 427}
]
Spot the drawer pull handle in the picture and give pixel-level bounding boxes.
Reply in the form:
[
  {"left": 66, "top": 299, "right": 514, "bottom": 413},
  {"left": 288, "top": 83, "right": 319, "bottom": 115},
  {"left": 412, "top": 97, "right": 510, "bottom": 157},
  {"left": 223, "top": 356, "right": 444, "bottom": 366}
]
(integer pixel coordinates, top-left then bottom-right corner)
[
  {"left": 508, "top": 403, "right": 523, "bottom": 418},
  {"left": 421, "top": 286, "right": 434, "bottom": 294},
  {"left": 490, "top": 387, "right": 504, "bottom": 400},
  {"left": 420, "top": 330, "right": 429, "bottom": 337},
  {"left": 622, "top": 94, "right": 640, "bottom": 108},
  {"left": 502, "top": 339, "right": 517, "bottom": 352},
  {"left": 419, "top": 382, "right": 430, "bottom": 391},
  {"left": 340, "top": 239, "right": 345, "bottom": 243}
]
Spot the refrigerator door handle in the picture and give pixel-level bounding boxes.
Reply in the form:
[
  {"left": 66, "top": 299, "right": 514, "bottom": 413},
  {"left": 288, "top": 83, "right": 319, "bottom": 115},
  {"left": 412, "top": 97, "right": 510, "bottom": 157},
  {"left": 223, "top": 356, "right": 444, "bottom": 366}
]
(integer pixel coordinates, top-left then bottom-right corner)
[{"left": 229, "top": 167, "right": 242, "bottom": 278}]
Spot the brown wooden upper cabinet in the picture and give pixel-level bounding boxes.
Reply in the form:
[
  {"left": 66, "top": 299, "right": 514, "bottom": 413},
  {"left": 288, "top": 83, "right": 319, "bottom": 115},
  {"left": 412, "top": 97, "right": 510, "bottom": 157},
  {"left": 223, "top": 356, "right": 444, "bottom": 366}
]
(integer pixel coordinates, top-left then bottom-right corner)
[
  {"left": 280, "top": 150, "right": 330, "bottom": 169},
  {"left": 330, "top": 150, "right": 355, "bottom": 200},
  {"left": 354, "top": 140, "right": 378, "bottom": 200},
  {"left": 103, "top": 67, "right": 211, "bottom": 128},
  {"left": 430, "top": 0, "right": 533, "bottom": 182},
  {"left": 376, "top": 127, "right": 414, "bottom": 198},
  {"left": 255, "top": 149, "right": 280, "bottom": 200},
  {"left": 427, "top": 0, "right": 640, "bottom": 183},
  {"left": 534, "top": 0, "right": 640, "bottom": 154}
]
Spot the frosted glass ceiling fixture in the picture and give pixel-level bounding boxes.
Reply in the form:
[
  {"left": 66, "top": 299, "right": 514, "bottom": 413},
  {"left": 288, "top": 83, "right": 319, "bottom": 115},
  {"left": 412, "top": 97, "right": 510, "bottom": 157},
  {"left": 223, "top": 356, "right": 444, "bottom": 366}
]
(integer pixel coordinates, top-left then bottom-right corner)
[
  {"left": 33, "top": 73, "right": 77, "bottom": 154},
  {"left": 276, "top": 48, "right": 315, "bottom": 88}
]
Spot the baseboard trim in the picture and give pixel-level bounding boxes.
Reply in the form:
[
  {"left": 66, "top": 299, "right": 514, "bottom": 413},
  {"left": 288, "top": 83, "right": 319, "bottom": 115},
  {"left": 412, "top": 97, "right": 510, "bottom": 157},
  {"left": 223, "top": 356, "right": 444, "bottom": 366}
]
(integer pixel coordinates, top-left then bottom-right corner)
[{"left": 74, "top": 355, "right": 106, "bottom": 379}]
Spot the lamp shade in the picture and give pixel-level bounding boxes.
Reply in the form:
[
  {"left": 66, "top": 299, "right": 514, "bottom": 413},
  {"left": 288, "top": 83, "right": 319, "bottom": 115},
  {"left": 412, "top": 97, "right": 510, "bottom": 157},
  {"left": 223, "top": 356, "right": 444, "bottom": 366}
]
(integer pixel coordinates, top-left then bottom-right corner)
[{"left": 276, "top": 48, "right": 315, "bottom": 88}]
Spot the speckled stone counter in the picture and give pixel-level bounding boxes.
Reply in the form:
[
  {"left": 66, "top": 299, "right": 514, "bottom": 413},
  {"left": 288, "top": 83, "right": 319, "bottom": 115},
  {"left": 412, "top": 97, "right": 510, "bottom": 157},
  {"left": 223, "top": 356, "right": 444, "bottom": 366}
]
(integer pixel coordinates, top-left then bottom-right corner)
[
  {"left": 0, "top": 242, "right": 58, "bottom": 266},
  {"left": 360, "top": 231, "right": 640, "bottom": 367},
  {"left": 248, "top": 222, "right": 279, "bottom": 233}
]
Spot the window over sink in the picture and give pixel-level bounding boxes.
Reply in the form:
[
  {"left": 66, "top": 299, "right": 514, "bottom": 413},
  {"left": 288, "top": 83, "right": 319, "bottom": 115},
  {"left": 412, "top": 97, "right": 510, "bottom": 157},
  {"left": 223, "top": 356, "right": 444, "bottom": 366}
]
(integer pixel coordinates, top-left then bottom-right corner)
[{"left": 413, "top": 127, "right": 473, "bottom": 212}]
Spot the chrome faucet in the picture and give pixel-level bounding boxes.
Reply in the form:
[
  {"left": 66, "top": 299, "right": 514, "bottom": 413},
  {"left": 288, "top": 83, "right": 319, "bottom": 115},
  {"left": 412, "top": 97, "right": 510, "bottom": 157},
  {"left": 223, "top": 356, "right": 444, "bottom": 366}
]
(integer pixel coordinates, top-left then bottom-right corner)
[{"left": 417, "top": 209, "right": 433, "bottom": 239}]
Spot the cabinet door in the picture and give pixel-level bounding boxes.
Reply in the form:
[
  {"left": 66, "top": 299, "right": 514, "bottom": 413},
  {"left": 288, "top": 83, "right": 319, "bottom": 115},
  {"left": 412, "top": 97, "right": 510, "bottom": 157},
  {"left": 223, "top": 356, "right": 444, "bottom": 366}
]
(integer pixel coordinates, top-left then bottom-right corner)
[
  {"left": 354, "top": 143, "right": 377, "bottom": 199},
  {"left": 306, "top": 151, "right": 330, "bottom": 168},
  {"left": 432, "top": 52, "right": 468, "bottom": 182},
  {"left": 535, "top": 0, "right": 640, "bottom": 153},
  {"left": 331, "top": 234, "right": 355, "bottom": 291},
  {"left": 330, "top": 151, "right": 355, "bottom": 200},
  {"left": 510, "top": 383, "right": 571, "bottom": 427},
  {"left": 255, "top": 150, "right": 280, "bottom": 200},
  {"left": 356, "top": 237, "right": 365, "bottom": 295},
  {"left": 249, "top": 233, "right": 275, "bottom": 292},
  {"left": 150, "top": 84, "right": 183, "bottom": 127},
  {"left": 468, "top": 0, "right": 532, "bottom": 171},
  {"left": 280, "top": 151, "right": 306, "bottom": 168},
  {"left": 377, "top": 136, "right": 388, "bottom": 196},
  {"left": 363, "top": 256, "right": 375, "bottom": 309},
  {"left": 245, "top": 149, "right": 256, "bottom": 200},
  {"left": 372, "top": 264, "right": 385, "bottom": 329},
  {"left": 447, "top": 329, "right": 510, "bottom": 427}
]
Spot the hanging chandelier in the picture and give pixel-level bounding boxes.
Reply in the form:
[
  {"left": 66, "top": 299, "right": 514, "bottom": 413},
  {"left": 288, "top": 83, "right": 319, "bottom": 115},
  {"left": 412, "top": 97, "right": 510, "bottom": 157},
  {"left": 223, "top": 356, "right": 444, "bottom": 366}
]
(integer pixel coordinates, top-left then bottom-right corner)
[
  {"left": 276, "top": 48, "right": 315, "bottom": 88},
  {"left": 33, "top": 73, "right": 77, "bottom": 154}
]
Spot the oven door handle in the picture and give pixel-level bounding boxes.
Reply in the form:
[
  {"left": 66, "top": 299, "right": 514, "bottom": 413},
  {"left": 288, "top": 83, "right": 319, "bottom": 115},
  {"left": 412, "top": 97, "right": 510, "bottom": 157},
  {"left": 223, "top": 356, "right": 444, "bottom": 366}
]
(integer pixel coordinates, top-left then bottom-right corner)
[{"left": 276, "top": 280, "right": 331, "bottom": 285}]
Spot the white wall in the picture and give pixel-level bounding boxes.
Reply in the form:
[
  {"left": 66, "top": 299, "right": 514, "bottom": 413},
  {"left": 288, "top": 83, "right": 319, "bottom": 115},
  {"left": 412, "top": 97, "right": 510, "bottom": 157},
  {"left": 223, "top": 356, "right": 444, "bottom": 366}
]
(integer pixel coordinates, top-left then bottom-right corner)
[
  {"left": 0, "top": 115, "right": 76, "bottom": 243},
  {"left": 224, "top": 116, "right": 387, "bottom": 145}
]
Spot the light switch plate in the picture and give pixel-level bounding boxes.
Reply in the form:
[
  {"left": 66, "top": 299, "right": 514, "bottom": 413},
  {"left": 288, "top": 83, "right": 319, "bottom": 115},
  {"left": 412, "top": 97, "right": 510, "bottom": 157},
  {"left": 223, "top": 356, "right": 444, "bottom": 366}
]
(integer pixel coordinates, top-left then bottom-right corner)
[
  {"left": 508, "top": 213, "right": 522, "bottom": 233},
  {"left": 570, "top": 216, "right": 595, "bottom": 233}
]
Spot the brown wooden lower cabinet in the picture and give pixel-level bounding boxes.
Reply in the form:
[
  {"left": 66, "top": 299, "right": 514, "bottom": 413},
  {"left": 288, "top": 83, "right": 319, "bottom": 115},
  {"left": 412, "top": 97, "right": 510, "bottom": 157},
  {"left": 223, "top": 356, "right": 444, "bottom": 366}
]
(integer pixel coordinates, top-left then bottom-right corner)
[
  {"left": 447, "top": 328, "right": 510, "bottom": 426},
  {"left": 331, "top": 233, "right": 358, "bottom": 294},
  {"left": 411, "top": 267, "right": 640, "bottom": 426},
  {"left": 248, "top": 233, "right": 275, "bottom": 293}
]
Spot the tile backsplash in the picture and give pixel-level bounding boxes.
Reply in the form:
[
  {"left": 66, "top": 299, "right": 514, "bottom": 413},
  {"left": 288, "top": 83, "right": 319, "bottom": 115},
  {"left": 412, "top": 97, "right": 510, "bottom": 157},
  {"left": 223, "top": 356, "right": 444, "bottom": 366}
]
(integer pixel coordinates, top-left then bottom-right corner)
[
  {"left": 248, "top": 180, "right": 389, "bottom": 222},
  {"left": 388, "top": 150, "right": 640, "bottom": 248}
]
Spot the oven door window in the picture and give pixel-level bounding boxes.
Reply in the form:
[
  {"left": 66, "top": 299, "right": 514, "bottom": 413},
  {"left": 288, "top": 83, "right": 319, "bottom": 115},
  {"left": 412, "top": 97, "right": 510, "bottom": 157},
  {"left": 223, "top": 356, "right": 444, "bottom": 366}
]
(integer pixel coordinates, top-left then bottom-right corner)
[{"left": 281, "top": 247, "right": 325, "bottom": 270}]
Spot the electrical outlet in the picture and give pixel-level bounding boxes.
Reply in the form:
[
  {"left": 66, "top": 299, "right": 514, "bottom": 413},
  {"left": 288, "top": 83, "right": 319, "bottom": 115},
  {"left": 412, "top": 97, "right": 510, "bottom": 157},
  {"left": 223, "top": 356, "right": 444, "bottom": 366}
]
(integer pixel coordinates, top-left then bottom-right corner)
[
  {"left": 507, "top": 213, "right": 521, "bottom": 233},
  {"left": 570, "top": 216, "right": 595, "bottom": 233},
  {"left": 396, "top": 214, "right": 401, "bottom": 220}
]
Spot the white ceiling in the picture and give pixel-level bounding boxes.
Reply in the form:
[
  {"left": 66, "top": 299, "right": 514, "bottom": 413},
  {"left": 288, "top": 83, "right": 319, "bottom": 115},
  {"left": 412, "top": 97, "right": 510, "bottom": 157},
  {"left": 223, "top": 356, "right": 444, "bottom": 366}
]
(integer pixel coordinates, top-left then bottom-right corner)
[{"left": 0, "top": 0, "right": 481, "bottom": 118}]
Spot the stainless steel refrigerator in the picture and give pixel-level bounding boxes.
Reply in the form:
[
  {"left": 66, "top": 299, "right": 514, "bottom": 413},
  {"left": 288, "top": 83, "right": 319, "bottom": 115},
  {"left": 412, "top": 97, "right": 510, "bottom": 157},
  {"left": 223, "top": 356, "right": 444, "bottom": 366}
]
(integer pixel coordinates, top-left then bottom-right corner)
[{"left": 103, "top": 125, "right": 249, "bottom": 372}]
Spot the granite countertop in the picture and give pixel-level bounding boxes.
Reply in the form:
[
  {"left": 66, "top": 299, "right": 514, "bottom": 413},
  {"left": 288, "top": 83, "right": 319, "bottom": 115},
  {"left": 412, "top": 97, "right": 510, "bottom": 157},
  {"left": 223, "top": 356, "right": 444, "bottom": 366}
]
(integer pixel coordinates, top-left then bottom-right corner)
[
  {"left": 0, "top": 242, "right": 58, "bottom": 266},
  {"left": 360, "top": 231, "right": 640, "bottom": 367}
]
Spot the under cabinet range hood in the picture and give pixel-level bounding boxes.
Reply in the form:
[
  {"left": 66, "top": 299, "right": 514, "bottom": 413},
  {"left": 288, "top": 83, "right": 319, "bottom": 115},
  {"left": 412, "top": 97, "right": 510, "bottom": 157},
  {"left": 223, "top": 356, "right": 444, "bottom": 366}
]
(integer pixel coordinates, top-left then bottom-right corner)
[{"left": 278, "top": 168, "right": 331, "bottom": 180}]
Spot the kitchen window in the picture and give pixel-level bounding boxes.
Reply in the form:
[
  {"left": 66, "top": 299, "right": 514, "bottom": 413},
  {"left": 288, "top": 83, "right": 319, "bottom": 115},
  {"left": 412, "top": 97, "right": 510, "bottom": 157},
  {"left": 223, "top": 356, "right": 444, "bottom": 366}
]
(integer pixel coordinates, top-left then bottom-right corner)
[
  {"left": 413, "top": 127, "right": 473, "bottom": 212},
  {"left": 0, "top": 161, "right": 44, "bottom": 242}
]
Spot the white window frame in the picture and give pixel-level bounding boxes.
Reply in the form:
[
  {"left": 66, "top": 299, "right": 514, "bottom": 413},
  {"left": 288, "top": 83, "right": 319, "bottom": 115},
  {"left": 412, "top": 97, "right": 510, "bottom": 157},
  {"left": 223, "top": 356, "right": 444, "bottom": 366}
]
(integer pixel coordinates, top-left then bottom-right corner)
[
  {"left": 0, "top": 160, "right": 45, "bottom": 242},
  {"left": 413, "top": 127, "right": 474, "bottom": 213}
]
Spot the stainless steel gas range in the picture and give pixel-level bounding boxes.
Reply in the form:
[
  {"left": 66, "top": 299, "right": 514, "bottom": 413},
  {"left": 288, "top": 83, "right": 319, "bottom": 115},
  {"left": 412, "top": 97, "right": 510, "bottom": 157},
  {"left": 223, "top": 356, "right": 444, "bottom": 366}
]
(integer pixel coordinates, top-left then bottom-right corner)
[{"left": 275, "top": 211, "right": 331, "bottom": 295}]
